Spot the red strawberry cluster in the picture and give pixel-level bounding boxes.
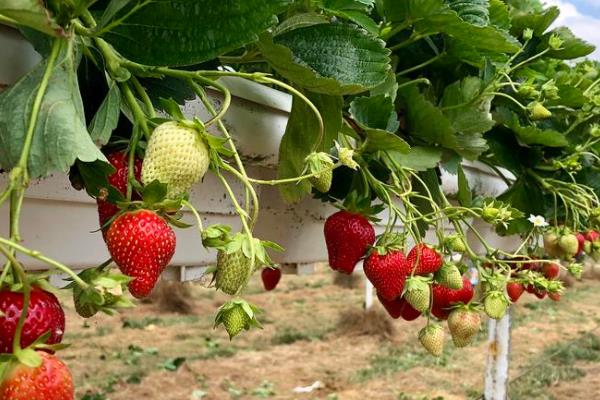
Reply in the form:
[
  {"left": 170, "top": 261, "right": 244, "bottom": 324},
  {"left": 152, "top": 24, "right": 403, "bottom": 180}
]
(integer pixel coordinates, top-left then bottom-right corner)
[
  {"left": 505, "top": 259, "right": 563, "bottom": 303},
  {"left": 0, "top": 287, "right": 74, "bottom": 399}
]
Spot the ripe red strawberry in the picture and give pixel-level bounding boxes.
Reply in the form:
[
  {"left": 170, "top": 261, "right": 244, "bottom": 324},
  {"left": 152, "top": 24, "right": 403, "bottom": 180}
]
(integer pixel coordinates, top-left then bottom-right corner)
[
  {"left": 0, "top": 351, "right": 73, "bottom": 400},
  {"left": 525, "top": 284, "right": 535, "bottom": 294},
  {"left": 377, "top": 292, "right": 421, "bottom": 320},
  {"left": 106, "top": 210, "right": 176, "bottom": 298},
  {"left": 324, "top": 211, "right": 375, "bottom": 274},
  {"left": 576, "top": 232, "right": 585, "bottom": 255},
  {"left": 542, "top": 262, "right": 560, "bottom": 279},
  {"left": 431, "top": 277, "right": 474, "bottom": 320},
  {"left": 548, "top": 292, "right": 561, "bottom": 301},
  {"left": 585, "top": 230, "right": 599, "bottom": 242},
  {"left": 506, "top": 282, "right": 524, "bottom": 303},
  {"left": 534, "top": 288, "right": 546, "bottom": 299},
  {"left": 261, "top": 267, "right": 282, "bottom": 291},
  {"left": 0, "top": 288, "right": 65, "bottom": 354},
  {"left": 364, "top": 250, "right": 409, "bottom": 301},
  {"left": 97, "top": 151, "right": 143, "bottom": 228},
  {"left": 407, "top": 244, "right": 443, "bottom": 275}
]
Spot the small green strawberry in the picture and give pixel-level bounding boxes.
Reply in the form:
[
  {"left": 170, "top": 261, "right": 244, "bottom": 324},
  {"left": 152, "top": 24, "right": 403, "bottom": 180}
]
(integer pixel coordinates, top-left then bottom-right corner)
[
  {"left": 419, "top": 324, "right": 445, "bottom": 356},
  {"left": 215, "top": 248, "right": 253, "bottom": 295},
  {"left": 403, "top": 276, "right": 431, "bottom": 312},
  {"left": 484, "top": 291, "right": 508, "bottom": 320},
  {"left": 447, "top": 306, "right": 480, "bottom": 347},
  {"left": 481, "top": 207, "right": 500, "bottom": 223},
  {"left": 529, "top": 102, "right": 552, "bottom": 120},
  {"left": 305, "top": 152, "right": 334, "bottom": 193},
  {"left": 142, "top": 121, "right": 210, "bottom": 198},
  {"left": 444, "top": 234, "right": 466, "bottom": 253},
  {"left": 71, "top": 267, "right": 133, "bottom": 318},
  {"left": 214, "top": 299, "right": 262, "bottom": 339},
  {"left": 435, "top": 263, "right": 463, "bottom": 290},
  {"left": 558, "top": 233, "right": 579, "bottom": 258}
]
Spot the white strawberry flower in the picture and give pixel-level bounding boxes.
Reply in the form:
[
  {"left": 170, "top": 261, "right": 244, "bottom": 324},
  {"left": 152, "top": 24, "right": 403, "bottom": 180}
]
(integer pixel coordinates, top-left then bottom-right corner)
[{"left": 528, "top": 214, "right": 548, "bottom": 227}]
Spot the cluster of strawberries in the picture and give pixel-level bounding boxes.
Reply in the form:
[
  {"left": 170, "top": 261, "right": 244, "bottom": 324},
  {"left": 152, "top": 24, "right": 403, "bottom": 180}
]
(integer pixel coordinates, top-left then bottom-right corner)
[
  {"left": 324, "top": 210, "right": 479, "bottom": 354},
  {"left": 0, "top": 288, "right": 73, "bottom": 398}
]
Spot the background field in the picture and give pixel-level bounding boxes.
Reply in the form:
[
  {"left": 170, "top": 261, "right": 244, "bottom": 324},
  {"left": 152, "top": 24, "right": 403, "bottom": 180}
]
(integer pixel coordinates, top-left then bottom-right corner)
[{"left": 61, "top": 266, "right": 600, "bottom": 400}]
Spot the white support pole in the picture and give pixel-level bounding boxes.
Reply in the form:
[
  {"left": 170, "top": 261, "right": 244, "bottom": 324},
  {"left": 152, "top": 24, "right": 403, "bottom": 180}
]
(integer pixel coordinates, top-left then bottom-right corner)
[
  {"left": 364, "top": 276, "right": 374, "bottom": 310},
  {"left": 484, "top": 310, "right": 511, "bottom": 400}
]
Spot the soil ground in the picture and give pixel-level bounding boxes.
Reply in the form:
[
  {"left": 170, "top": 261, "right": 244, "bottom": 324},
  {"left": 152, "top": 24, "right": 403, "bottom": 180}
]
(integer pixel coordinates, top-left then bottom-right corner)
[{"left": 61, "top": 265, "right": 600, "bottom": 400}]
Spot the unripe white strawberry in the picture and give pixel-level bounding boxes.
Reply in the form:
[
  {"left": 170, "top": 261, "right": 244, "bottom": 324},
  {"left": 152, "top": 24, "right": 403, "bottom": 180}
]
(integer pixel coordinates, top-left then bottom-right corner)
[{"left": 142, "top": 121, "right": 210, "bottom": 198}]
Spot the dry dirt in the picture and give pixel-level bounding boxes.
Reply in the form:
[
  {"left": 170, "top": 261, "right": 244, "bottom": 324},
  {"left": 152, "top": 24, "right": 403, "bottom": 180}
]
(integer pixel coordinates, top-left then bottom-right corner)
[{"left": 60, "top": 266, "right": 600, "bottom": 400}]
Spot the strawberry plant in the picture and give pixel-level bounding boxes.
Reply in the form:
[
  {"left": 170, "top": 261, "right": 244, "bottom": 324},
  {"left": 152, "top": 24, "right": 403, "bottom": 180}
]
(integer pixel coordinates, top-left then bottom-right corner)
[{"left": 0, "top": 0, "right": 600, "bottom": 395}]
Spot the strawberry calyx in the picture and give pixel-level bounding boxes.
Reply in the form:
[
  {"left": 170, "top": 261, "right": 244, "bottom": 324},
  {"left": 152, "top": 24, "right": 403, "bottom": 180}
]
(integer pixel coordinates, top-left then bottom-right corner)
[
  {"left": 369, "top": 233, "right": 404, "bottom": 256},
  {"left": 66, "top": 267, "right": 133, "bottom": 318}
]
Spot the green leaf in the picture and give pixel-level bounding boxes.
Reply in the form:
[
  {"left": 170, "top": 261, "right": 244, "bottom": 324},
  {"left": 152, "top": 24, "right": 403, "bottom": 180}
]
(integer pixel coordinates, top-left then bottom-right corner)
[
  {"left": 324, "top": 9, "right": 379, "bottom": 34},
  {"left": 457, "top": 164, "right": 472, "bottom": 206},
  {"left": 387, "top": 146, "right": 442, "bottom": 171},
  {"left": 448, "top": 0, "right": 490, "bottom": 26},
  {"left": 546, "top": 85, "right": 586, "bottom": 108},
  {"left": 385, "top": 0, "right": 518, "bottom": 53},
  {"left": 162, "top": 357, "right": 186, "bottom": 371},
  {"left": 0, "top": 40, "right": 106, "bottom": 178},
  {"left": 364, "top": 130, "right": 410, "bottom": 153},
  {"left": 259, "top": 24, "right": 391, "bottom": 95},
  {"left": 0, "top": 0, "right": 65, "bottom": 36},
  {"left": 324, "top": 0, "right": 375, "bottom": 12},
  {"left": 273, "top": 12, "right": 329, "bottom": 36},
  {"left": 383, "top": 0, "right": 447, "bottom": 21},
  {"left": 89, "top": 81, "right": 120, "bottom": 147},
  {"left": 76, "top": 159, "right": 123, "bottom": 202},
  {"left": 101, "top": 0, "right": 285, "bottom": 66},
  {"left": 513, "top": 125, "right": 568, "bottom": 147},
  {"left": 278, "top": 93, "right": 343, "bottom": 202},
  {"left": 489, "top": 0, "right": 511, "bottom": 31},
  {"left": 509, "top": 6, "right": 559, "bottom": 37},
  {"left": 541, "top": 27, "right": 596, "bottom": 60},
  {"left": 349, "top": 95, "right": 399, "bottom": 132},
  {"left": 441, "top": 77, "right": 494, "bottom": 135},
  {"left": 496, "top": 109, "right": 568, "bottom": 147},
  {"left": 415, "top": 12, "right": 520, "bottom": 54},
  {"left": 398, "top": 85, "right": 488, "bottom": 159},
  {"left": 370, "top": 70, "right": 398, "bottom": 101}
]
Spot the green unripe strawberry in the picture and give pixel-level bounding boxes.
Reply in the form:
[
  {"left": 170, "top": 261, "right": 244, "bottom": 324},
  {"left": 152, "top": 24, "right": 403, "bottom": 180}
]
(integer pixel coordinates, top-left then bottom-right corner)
[
  {"left": 142, "top": 121, "right": 210, "bottom": 198},
  {"left": 419, "top": 324, "right": 444, "bottom": 356},
  {"left": 403, "top": 276, "right": 430, "bottom": 312},
  {"left": 305, "top": 152, "right": 334, "bottom": 193},
  {"left": 221, "top": 305, "right": 248, "bottom": 338},
  {"left": 529, "top": 102, "right": 552, "bottom": 120},
  {"left": 214, "top": 300, "right": 262, "bottom": 340},
  {"left": 544, "top": 232, "right": 561, "bottom": 258},
  {"left": 445, "top": 235, "right": 466, "bottom": 253},
  {"left": 484, "top": 291, "right": 508, "bottom": 320},
  {"left": 481, "top": 207, "right": 499, "bottom": 223},
  {"left": 558, "top": 234, "right": 579, "bottom": 258},
  {"left": 215, "top": 249, "right": 252, "bottom": 295},
  {"left": 435, "top": 263, "right": 463, "bottom": 290}
]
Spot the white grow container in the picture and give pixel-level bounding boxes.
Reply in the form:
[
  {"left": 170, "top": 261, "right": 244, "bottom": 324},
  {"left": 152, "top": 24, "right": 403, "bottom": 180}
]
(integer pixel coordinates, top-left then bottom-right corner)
[{"left": 0, "top": 27, "right": 516, "bottom": 283}]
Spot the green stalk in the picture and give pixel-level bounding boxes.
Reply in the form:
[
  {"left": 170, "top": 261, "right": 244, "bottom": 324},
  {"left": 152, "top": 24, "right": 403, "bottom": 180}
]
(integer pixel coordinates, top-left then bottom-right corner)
[{"left": 0, "top": 238, "right": 89, "bottom": 289}]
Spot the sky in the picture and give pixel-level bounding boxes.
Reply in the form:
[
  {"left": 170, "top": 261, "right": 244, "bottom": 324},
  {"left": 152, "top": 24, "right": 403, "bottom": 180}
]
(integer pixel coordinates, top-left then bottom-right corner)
[{"left": 544, "top": 0, "right": 600, "bottom": 59}]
